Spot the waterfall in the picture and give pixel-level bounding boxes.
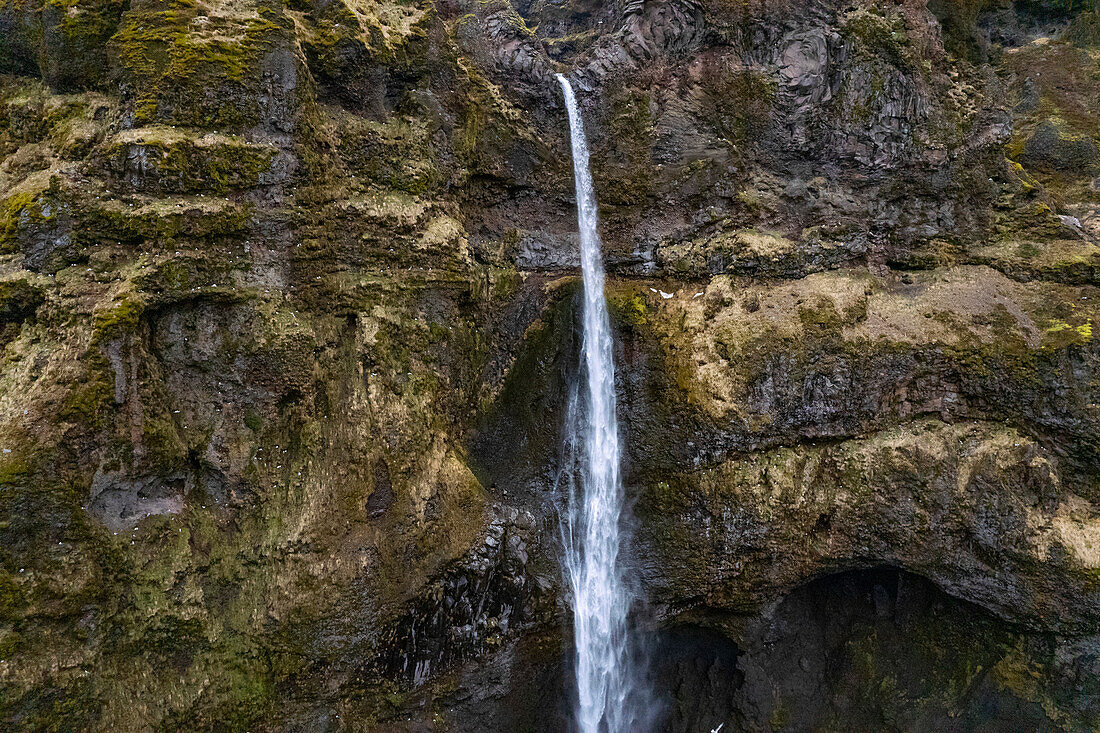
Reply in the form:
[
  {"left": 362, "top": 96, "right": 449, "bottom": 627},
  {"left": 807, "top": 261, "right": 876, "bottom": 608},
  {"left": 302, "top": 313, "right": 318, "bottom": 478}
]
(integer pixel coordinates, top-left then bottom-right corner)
[{"left": 556, "top": 73, "right": 646, "bottom": 733}]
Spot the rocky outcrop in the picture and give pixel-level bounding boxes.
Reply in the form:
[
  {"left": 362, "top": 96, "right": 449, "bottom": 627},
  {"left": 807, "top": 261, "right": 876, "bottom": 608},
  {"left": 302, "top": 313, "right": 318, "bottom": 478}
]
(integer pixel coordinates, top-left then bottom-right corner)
[
  {"left": 571, "top": 0, "right": 705, "bottom": 90},
  {"left": 642, "top": 419, "right": 1100, "bottom": 631},
  {"left": 610, "top": 267, "right": 1099, "bottom": 477},
  {"left": 375, "top": 507, "right": 550, "bottom": 685}
]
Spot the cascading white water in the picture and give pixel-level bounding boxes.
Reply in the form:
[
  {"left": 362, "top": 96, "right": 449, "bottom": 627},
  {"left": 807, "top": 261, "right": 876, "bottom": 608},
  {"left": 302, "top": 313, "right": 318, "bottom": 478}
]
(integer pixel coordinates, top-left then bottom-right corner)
[{"left": 556, "top": 73, "right": 644, "bottom": 733}]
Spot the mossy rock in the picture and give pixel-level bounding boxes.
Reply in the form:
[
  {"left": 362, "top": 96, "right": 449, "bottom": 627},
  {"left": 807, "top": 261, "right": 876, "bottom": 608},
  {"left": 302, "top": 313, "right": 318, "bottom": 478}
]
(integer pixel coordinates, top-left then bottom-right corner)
[
  {"left": 843, "top": 6, "right": 920, "bottom": 69},
  {"left": 970, "top": 239, "right": 1100, "bottom": 285},
  {"left": 40, "top": 0, "right": 128, "bottom": 90},
  {"left": 927, "top": 0, "right": 993, "bottom": 62},
  {"left": 295, "top": 0, "right": 386, "bottom": 84},
  {"left": 334, "top": 114, "right": 440, "bottom": 194},
  {"left": 78, "top": 196, "right": 253, "bottom": 250},
  {"left": 694, "top": 58, "right": 775, "bottom": 147},
  {"left": 1019, "top": 120, "right": 1098, "bottom": 173},
  {"left": 0, "top": 0, "right": 44, "bottom": 78},
  {"left": 0, "top": 78, "right": 112, "bottom": 159},
  {"left": 1017, "top": 0, "right": 1098, "bottom": 21},
  {"left": 0, "top": 0, "right": 127, "bottom": 90},
  {"left": 590, "top": 86, "right": 657, "bottom": 205},
  {"left": 657, "top": 226, "right": 855, "bottom": 279},
  {"left": 108, "top": 2, "right": 294, "bottom": 130},
  {"left": 0, "top": 172, "right": 78, "bottom": 270},
  {"left": 0, "top": 278, "right": 44, "bottom": 323},
  {"left": 102, "top": 128, "right": 279, "bottom": 195},
  {"left": 1065, "top": 9, "right": 1100, "bottom": 46},
  {"left": 134, "top": 253, "right": 245, "bottom": 304}
]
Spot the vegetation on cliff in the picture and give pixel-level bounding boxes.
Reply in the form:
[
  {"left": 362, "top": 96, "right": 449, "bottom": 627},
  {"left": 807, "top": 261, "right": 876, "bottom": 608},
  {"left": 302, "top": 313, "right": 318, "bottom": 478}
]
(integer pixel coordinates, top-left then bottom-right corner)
[{"left": 0, "top": 0, "right": 1098, "bottom": 730}]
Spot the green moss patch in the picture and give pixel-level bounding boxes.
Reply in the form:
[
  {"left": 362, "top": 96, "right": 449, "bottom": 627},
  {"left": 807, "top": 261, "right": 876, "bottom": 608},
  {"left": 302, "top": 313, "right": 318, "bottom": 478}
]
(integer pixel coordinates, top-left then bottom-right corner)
[
  {"left": 109, "top": 2, "right": 291, "bottom": 129},
  {"left": 0, "top": 0, "right": 127, "bottom": 90},
  {"left": 102, "top": 127, "right": 278, "bottom": 195},
  {"left": 333, "top": 112, "right": 440, "bottom": 194}
]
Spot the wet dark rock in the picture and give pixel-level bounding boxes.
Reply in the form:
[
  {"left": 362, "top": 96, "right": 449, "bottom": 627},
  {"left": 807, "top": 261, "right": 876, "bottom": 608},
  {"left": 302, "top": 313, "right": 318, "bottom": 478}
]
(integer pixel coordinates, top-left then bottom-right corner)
[
  {"left": 366, "top": 458, "right": 394, "bottom": 517},
  {"left": 513, "top": 231, "right": 580, "bottom": 269},
  {"left": 375, "top": 507, "right": 547, "bottom": 685}
]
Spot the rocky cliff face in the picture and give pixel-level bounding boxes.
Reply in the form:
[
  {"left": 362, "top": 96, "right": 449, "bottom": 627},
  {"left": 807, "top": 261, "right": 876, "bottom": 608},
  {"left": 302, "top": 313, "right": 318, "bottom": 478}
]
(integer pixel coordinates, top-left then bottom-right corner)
[{"left": 0, "top": 0, "right": 1097, "bottom": 730}]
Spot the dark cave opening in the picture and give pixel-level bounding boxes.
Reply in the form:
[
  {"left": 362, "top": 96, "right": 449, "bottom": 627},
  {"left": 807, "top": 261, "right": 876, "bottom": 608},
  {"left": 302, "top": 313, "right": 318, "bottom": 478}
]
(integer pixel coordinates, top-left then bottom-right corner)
[
  {"left": 650, "top": 567, "right": 1064, "bottom": 733},
  {"left": 449, "top": 567, "right": 1086, "bottom": 732}
]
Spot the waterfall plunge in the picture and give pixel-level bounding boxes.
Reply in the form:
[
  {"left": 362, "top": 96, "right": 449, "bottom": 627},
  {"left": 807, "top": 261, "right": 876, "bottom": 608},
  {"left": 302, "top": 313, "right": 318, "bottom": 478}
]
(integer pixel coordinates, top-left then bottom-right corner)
[{"left": 556, "top": 73, "right": 649, "bottom": 733}]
